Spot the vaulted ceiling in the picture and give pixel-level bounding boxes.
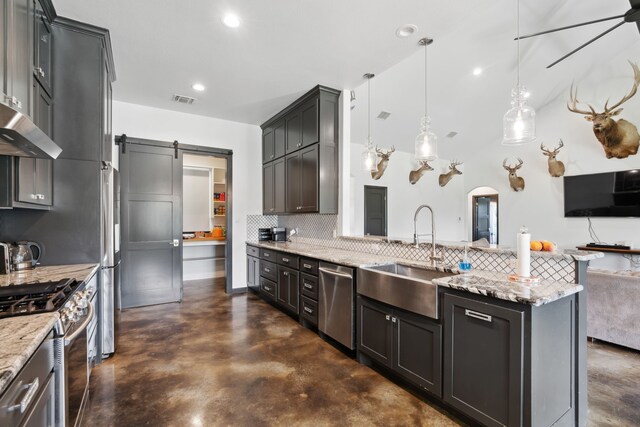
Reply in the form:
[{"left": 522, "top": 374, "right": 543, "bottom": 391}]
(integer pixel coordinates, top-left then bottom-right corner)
[{"left": 54, "top": 0, "right": 639, "bottom": 146}]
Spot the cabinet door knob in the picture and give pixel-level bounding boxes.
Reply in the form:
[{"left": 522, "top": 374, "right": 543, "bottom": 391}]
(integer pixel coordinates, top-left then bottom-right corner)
[
  {"left": 30, "top": 194, "right": 37, "bottom": 200},
  {"left": 271, "top": 155, "right": 274, "bottom": 159},
  {"left": 391, "top": 317, "right": 397, "bottom": 323},
  {"left": 283, "top": 271, "right": 288, "bottom": 276},
  {"left": 385, "top": 315, "right": 390, "bottom": 321}
]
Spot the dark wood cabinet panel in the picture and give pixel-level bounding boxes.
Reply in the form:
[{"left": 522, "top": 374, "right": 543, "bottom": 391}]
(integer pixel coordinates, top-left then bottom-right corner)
[
  {"left": 34, "top": 158, "right": 51, "bottom": 205},
  {"left": 285, "top": 151, "right": 300, "bottom": 213},
  {"left": 259, "top": 277, "right": 277, "bottom": 300},
  {"left": 6, "top": 0, "right": 33, "bottom": 117},
  {"left": 299, "top": 144, "right": 318, "bottom": 212},
  {"left": 262, "top": 129, "right": 274, "bottom": 163},
  {"left": 273, "top": 157, "right": 285, "bottom": 214},
  {"left": 262, "top": 162, "right": 274, "bottom": 214},
  {"left": 273, "top": 119, "right": 285, "bottom": 159},
  {"left": 247, "top": 255, "right": 259, "bottom": 291},
  {"left": 277, "top": 265, "right": 299, "bottom": 315},
  {"left": 33, "top": 0, "right": 52, "bottom": 96},
  {"left": 285, "top": 111, "right": 301, "bottom": 153},
  {"left": 443, "top": 293, "right": 524, "bottom": 427},
  {"left": 358, "top": 297, "right": 393, "bottom": 367},
  {"left": 16, "top": 157, "right": 36, "bottom": 203},
  {"left": 393, "top": 309, "right": 442, "bottom": 397},
  {"left": 300, "top": 273, "right": 318, "bottom": 300},
  {"left": 300, "top": 97, "right": 319, "bottom": 147}
]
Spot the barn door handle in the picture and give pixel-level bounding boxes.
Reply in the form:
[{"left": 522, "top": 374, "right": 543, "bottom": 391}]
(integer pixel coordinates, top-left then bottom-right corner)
[{"left": 173, "top": 140, "right": 179, "bottom": 159}]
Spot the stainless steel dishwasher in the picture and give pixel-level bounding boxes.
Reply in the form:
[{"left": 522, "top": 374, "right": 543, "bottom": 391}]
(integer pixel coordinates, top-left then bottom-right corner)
[{"left": 318, "top": 262, "right": 355, "bottom": 350}]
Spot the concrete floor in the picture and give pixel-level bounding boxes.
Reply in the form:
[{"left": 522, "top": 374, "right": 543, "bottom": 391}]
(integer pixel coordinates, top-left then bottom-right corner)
[{"left": 82, "top": 279, "right": 640, "bottom": 426}]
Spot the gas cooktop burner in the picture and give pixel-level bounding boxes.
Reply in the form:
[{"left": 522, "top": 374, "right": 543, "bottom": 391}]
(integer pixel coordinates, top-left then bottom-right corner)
[{"left": 0, "top": 278, "right": 79, "bottom": 319}]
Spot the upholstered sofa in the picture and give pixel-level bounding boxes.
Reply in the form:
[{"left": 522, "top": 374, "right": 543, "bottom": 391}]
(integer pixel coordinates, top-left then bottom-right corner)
[{"left": 587, "top": 268, "right": 640, "bottom": 351}]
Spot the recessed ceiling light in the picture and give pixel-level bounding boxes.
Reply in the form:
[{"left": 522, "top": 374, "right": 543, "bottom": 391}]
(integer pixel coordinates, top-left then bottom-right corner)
[
  {"left": 396, "top": 24, "right": 418, "bottom": 38},
  {"left": 192, "top": 83, "right": 206, "bottom": 92},
  {"left": 223, "top": 13, "right": 240, "bottom": 28},
  {"left": 472, "top": 67, "right": 483, "bottom": 76}
]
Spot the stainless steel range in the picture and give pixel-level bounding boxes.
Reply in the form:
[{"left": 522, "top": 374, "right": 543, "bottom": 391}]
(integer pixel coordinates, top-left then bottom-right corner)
[{"left": 0, "top": 276, "right": 96, "bottom": 427}]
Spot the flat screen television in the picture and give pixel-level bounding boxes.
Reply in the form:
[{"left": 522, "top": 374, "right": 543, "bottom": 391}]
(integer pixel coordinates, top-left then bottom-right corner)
[{"left": 564, "top": 169, "right": 640, "bottom": 217}]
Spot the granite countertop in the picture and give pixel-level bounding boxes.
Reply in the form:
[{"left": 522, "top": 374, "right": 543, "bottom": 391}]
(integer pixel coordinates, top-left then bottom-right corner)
[
  {"left": 338, "top": 235, "right": 604, "bottom": 262},
  {"left": 432, "top": 271, "right": 583, "bottom": 306},
  {"left": 0, "top": 313, "right": 59, "bottom": 395},
  {"left": 248, "top": 240, "right": 583, "bottom": 306},
  {"left": 0, "top": 263, "right": 100, "bottom": 287}
]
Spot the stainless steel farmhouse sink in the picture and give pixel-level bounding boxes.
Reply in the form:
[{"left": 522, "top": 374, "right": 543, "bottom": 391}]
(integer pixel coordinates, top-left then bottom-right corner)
[{"left": 357, "top": 263, "right": 455, "bottom": 319}]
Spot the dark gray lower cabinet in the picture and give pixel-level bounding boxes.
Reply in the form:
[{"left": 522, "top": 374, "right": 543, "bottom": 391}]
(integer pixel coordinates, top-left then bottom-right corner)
[
  {"left": 277, "top": 265, "right": 299, "bottom": 314},
  {"left": 15, "top": 157, "right": 52, "bottom": 206},
  {"left": 247, "top": 255, "right": 259, "bottom": 292},
  {"left": 443, "top": 292, "right": 523, "bottom": 427},
  {"left": 358, "top": 296, "right": 442, "bottom": 397}
]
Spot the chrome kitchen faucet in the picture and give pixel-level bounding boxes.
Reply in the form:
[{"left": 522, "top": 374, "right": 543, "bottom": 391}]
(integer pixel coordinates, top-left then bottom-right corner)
[{"left": 413, "top": 204, "right": 442, "bottom": 265}]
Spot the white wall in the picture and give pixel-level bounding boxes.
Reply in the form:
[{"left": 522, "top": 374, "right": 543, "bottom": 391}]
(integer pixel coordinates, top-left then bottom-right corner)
[
  {"left": 112, "top": 101, "right": 262, "bottom": 290},
  {"left": 349, "top": 143, "right": 465, "bottom": 241}
]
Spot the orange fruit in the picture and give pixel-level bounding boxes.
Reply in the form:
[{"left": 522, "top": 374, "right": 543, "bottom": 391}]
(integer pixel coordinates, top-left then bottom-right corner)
[
  {"left": 542, "top": 241, "right": 555, "bottom": 252},
  {"left": 530, "top": 241, "right": 543, "bottom": 251}
]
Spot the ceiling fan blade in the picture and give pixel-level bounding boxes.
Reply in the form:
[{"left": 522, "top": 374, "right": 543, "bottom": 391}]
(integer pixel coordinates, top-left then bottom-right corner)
[
  {"left": 516, "top": 14, "right": 625, "bottom": 40},
  {"left": 547, "top": 21, "right": 625, "bottom": 68}
]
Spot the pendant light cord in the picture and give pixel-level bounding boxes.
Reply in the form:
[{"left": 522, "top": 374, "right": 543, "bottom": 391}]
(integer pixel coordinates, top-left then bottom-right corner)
[
  {"left": 516, "top": 0, "right": 521, "bottom": 98},
  {"left": 367, "top": 77, "right": 371, "bottom": 143},
  {"left": 424, "top": 41, "right": 428, "bottom": 118}
]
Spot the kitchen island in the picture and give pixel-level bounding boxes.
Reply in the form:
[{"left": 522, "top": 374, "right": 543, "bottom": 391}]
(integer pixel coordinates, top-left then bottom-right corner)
[{"left": 247, "top": 239, "right": 600, "bottom": 427}]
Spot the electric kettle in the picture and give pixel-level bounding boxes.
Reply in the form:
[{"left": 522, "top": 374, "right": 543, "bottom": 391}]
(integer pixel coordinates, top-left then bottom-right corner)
[{"left": 10, "top": 241, "right": 42, "bottom": 271}]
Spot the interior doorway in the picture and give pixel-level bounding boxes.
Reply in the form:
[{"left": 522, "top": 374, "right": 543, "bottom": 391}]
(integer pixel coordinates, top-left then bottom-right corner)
[
  {"left": 182, "top": 153, "right": 228, "bottom": 283},
  {"left": 472, "top": 194, "right": 498, "bottom": 244},
  {"left": 364, "top": 185, "right": 387, "bottom": 237}
]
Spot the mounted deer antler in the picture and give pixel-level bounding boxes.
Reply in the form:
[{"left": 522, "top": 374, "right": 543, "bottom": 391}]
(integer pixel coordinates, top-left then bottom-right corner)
[
  {"left": 371, "top": 146, "right": 395, "bottom": 180},
  {"left": 438, "top": 161, "right": 463, "bottom": 187},
  {"left": 540, "top": 140, "right": 565, "bottom": 177},
  {"left": 567, "top": 61, "right": 640, "bottom": 159},
  {"left": 409, "top": 160, "right": 433, "bottom": 185},
  {"left": 503, "top": 158, "right": 525, "bottom": 192}
]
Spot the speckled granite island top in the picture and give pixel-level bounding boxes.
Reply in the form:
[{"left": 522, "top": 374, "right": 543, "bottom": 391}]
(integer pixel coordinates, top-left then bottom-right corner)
[
  {"left": 431, "top": 271, "right": 583, "bottom": 306},
  {"left": 248, "top": 241, "right": 583, "bottom": 306},
  {"left": 0, "top": 312, "right": 59, "bottom": 395},
  {"left": 0, "top": 263, "right": 100, "bottom": 287}
]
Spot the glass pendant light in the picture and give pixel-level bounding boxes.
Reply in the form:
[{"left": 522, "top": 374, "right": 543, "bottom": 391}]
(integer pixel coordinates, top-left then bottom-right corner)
[
  {"left": 361, "top": 73, "right": 378, "bottom": 171},
  {"left": 415, "top": 38, "right": 438, "bottom": 161},
  {"left": 502, "top": 0, "right": 536, "bottom": 145}
]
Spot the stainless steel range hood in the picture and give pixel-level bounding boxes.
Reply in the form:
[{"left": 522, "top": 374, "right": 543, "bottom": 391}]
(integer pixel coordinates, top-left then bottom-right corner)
[{"left": 0, "top": 102, "right": 62, "bottom": 159}]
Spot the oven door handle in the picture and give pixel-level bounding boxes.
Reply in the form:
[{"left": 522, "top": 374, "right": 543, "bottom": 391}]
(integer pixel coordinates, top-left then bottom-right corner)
[{"left": 65, "top": 302, "right": 95, "bottom": 345}]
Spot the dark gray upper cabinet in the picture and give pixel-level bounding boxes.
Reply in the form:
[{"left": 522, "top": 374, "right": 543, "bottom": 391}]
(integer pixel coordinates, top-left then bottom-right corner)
[
  {"left": 51, "top": 18, "right": 115, "bottom": 162},
  {"left": 33, "top": 0, "right": 52, "bottom": 96},
  {"left": 285, "top": 110, "right": 301, "bottom": 154},
  {"left": 5, "top": 0, "right": 33, "bottom": 116},
  {"left": 300, "top": 97, "right": 318, "bottom": 147},
  {"left": 14, "top": 156, "right": 51, "bottom": 206},
  {"left": 262, "top": 128, "right": 274, "bottom": 163},
  {"left": 261, "top": 86, "right": 339, "bottom": 215},
  {"left": 286, "top": 144, "right": 319, "bottom": 213},
  {"left": 262, "top": 157, "right": 285, "bottom": 215}
]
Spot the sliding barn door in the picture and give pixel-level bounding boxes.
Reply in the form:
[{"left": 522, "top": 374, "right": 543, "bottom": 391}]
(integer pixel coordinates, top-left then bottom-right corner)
[{"left": 120, "top": 143, "right": 183, "bottom": 308}]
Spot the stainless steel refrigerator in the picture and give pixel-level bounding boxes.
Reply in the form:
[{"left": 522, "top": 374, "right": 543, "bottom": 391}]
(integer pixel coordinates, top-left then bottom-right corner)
[{"left": 101, "top": 162, "right": 120, "bottom": 357}]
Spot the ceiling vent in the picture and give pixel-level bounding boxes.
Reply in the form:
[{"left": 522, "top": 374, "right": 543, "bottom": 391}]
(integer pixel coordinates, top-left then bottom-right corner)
[
  {"left": 377, "top": 111, "right": 391, "bottom": 120},
  {"left": 172, "top": 94, "right": 196, "bottom": 104},
  {"left": 446, "top": 131, "right": 458, "bottom": 138}
]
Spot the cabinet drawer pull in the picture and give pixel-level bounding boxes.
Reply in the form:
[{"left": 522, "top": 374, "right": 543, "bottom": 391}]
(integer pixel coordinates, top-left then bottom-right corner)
[
  {"left": 264, "top": 286, "right": 271, "bottom": 292},
  {"left": 304, "top": 307, "right": 313, "bottom": 314},
  {"left": 282, "top": 257, "right": 289, "bottom": 262},
  {"left": 9, "top": 377, "right": 39, "bottom": 413},
  {"left": 303, "top": 283, "right": 313, "bottom": 289},
  {"left": 303, "top": 264, "right": 312, "bottom": 269},
  {"left": 465, "top": 309, "right": 492, "bottom": 323},
  {"left": 264, "top": 268, "right": 270, "bottom": 273},
  {"left": 264, "top": 253, "right": 270, "bottom": 257}
]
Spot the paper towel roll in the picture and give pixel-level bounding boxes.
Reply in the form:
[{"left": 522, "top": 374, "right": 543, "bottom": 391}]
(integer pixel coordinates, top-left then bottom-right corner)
[{"left": 516, "top": 228, "right": 531, "bottom": 278}]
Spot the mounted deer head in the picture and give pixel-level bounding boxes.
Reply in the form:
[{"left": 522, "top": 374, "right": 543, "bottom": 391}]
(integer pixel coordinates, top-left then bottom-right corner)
[
  {"left": 438, "top": 161, "right": 463, "bottom": 187},
  {"left": 567, "top": 61, "right": 640, "bottom": 159},
  {"left": 503, "top": 158, "right": 525, "bottom": 192},
  {"left": 408, "top": 161, "right": 433, "bottom": 185},
  {"left": 540, "top": 140, "right": 565, "bottom": 177},
  {"left": 371, "top": 146, "right": 395, "bottom": 180}
]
